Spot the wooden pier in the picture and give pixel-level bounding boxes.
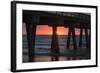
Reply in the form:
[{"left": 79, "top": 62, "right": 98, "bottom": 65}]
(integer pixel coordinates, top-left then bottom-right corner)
[{"left": 23, "top": 10, "right": 91, "bottom": 62}]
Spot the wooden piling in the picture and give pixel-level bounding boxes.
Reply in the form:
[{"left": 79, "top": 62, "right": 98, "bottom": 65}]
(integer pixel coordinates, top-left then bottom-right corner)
[
  {"left": 88, "top": 29, "right": 91, "bottom": 48},
  {"left": 66, "top": 27, "right": 77, "bottom": 60},
  {"left": 79, "top": 28, "right": 83, "bottom": 48},
  {"left": 67, "top": 28, "right": 71, "bottom": 49},
  {"left": 85, "top": 28, "right": 89, "bottom": 48},
  {"left": 72, "top": 28, "right": 77, "bottom": 49},
  {"left": 26, "top": 23, "right": 36, "bottom": 62},
  {"left": 24, "top": 14, "right": 38, "bottom": 62},
  {"left": 51, "top": 26, "right": 59, "bottom": 61}
]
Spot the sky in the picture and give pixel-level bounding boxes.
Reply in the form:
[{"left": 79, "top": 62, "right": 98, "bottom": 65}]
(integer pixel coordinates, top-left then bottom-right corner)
[
  {"left": 36, "top": 25, "right": 80, "bottom": 35},
  {"left": 22, "top": 23, "right": 80, "bottom": 35}
]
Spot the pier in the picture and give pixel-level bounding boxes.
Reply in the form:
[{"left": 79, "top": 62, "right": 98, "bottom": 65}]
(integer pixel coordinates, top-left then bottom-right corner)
[{"left": 23, "top": 10, "right": 91, "bottom": 62}]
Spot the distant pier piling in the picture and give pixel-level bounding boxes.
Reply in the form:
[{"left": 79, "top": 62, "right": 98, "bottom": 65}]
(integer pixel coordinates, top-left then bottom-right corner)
[
  {"left": 66, "top": 27, "right": 77, "bottom": 49},
  {"left": 51, "top": 26, "right": 59, "bottom": 61}
]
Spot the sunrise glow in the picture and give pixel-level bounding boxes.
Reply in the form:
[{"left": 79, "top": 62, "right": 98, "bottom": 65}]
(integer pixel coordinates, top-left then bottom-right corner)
[
  {"left": 36, "top": 25, "right": 68, "bottom": 35},
  {"left": 36, "top": 26, "right": 80, "bottom": 35},
  {"left": 22, "top": 23, "right": 80, "bottom": 35}
]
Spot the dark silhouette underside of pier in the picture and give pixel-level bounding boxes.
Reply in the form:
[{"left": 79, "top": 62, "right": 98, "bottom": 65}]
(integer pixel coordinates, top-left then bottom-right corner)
[{"left": 23, "top": 10, "right": 91, "bottom": 62}]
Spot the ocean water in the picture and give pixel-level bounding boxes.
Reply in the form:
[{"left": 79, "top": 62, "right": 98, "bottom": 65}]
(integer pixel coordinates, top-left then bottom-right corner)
[{"left": 22, "top": 35, "right": 90, "bottom": 62}]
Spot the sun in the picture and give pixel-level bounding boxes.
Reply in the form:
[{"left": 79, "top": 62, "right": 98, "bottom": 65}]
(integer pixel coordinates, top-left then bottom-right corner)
[
  {"left": 57, "top": 30, "right": 61, "bottom": 35},
  {"left": 57, "top": 27, "right": 68, "bottom": 35}
]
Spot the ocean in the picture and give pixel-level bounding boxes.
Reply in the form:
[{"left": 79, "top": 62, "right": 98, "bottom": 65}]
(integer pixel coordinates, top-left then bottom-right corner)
[{"left": 22, "top": 35, "right": 90, "bottom": 62}]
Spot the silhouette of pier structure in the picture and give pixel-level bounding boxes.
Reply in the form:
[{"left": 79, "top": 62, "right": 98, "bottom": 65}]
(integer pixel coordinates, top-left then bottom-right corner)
[{"left": 23, "top": 10, "right": 91, "bottom": 62}]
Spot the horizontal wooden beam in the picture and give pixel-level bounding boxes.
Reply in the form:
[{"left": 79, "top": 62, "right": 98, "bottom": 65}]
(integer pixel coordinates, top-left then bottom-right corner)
[{"left": 23, "top": 10, "right": 90, "bottom": 24}]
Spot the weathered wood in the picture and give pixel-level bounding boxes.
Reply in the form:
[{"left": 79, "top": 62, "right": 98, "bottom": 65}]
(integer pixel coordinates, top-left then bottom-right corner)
[
  {"left": 88, "top": 29, "right": 91, "bottom": 48},
  {"left": 72, "top": 28, "right": 77, "bottom": 60},
  {"left": 66, "top": 27, "right": 77, "bottom": 60},
  {"left": 66, "top": 28, "right": 71, "bottom": 49},
  {"left": 51, "top": 26, "right": 59, "bottom": 61},
  {"left": 86, "top": 29, "right": 91, "bottom": 59},
  {"left": 26, "top": 23, "right": 36, "bottom": 62},
  {"left": 25, "top": 15, "right": 37, "bottom": 62},
  {"left": 72, "top": 28, "right": 77, "bottom": 49},
  {"left": 23, "top": 10, "right": 90, "bottom": 27},
  {"left": 85, "top": 29, "right": 89, "bottom": 48},
  {"left": 66, "top": 28, "right": 77, "bottom": 49},
  {"left": 79, "top": 28, "right": 83, "bottom": 48}
]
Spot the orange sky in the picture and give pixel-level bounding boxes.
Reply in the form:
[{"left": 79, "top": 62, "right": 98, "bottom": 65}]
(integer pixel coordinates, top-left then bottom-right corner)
[
  {"left": 22, "top": 23, "right": 80, "bottom": 35},
  {"left": 36, "top": 25, "right": 80, "bottom": 35}
]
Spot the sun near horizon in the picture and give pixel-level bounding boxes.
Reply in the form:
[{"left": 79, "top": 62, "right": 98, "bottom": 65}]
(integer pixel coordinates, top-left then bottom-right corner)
[
  {"left": 35, "top": 25, "right": 67, "bottom": 35},
  {"left": 22, "top": 24, "right": 80, "bottom": 35},
  {"left": 35, "top": 25, "right": 80, "bottom": 35}
]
